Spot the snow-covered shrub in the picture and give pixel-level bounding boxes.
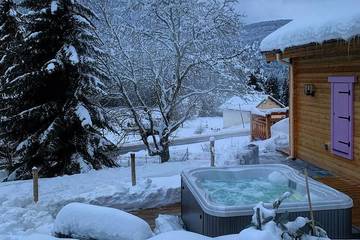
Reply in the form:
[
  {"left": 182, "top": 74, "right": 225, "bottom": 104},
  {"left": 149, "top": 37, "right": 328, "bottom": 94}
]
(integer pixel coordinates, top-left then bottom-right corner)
[
  {"left": 216, "top": 144, "right": 259, "bottom": 166},
  {"left": 194, "top": 124, "right": 206, "bottom": 134},
  {"left": 239, "top": 192, "right": 330, "bottom": 240},
  {"left": 201, "top": 143, "right": 210, "bottom": 153},
  {"left": 53, "top": 203, "right": 153, "bottom": 240},
  {"left": 154, "top": 214, "right": 184, "bottom": 234}
]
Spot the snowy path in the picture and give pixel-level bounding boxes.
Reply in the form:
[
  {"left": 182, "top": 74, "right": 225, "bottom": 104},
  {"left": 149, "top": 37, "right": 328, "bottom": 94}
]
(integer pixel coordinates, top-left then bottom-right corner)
[{"left": 0, "top": 161, "right": 209, "bottom": 238}]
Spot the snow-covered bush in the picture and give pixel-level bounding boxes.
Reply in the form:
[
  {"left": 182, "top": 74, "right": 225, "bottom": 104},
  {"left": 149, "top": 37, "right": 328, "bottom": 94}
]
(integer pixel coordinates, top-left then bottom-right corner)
[
  {"left": 154, "top": 214, "right": 184, "bottom": 234},
  {"left": 194, "top": 124, "right": 206, "bottom": 134},
  {"left": 53, "top": 203, "right": 153, "bottom": 240},
  {"left": 239, "top": 192, "right": 330, "bottom": 240},
  {"left": 201, "top": 143, "right": 211, "bottom": 153},
  {"left": 216, "top": 144, "right": 259, "bottom": 166}
]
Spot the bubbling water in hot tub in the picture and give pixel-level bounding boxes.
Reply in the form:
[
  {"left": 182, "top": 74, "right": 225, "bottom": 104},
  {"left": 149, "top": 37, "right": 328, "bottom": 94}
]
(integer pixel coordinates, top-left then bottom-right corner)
[{"left": 195, "top": 170, "right": 319, "bottom": 206}]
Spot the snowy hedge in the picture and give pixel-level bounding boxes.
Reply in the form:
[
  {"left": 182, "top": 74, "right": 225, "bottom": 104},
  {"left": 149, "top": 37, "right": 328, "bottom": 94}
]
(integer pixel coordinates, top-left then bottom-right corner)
[{"left": 53, "top": 203, "right": 153, "bottom": 240}]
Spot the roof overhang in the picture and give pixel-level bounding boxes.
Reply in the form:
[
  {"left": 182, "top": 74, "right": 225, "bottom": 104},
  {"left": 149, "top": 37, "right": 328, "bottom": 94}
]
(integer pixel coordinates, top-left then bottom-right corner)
[{"left": 262, "top": 37, "right": 360, "bottom": 62}]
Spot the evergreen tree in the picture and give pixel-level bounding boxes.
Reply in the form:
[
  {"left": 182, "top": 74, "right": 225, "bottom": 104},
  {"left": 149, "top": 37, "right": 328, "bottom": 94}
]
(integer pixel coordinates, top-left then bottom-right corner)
[
  {"left": 0, "top": 0, "right": 23, "bottom": 169},
  {"left": 264, "top": 75, "right": 281, "bottom": 100},
  {"left": 0, "top": 0, "right": 117, "bottom": 180},
  {"left": 0, "top": 0, "right": 23, "bottom": 86},
  {"left": 247, "top": 72, "right": 263, "bottom": 92}
]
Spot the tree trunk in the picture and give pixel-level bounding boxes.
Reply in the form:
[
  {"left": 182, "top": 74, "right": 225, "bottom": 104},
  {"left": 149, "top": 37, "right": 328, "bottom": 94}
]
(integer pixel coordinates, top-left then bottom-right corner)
[{"left": 160, "top": 137, "right": 170, "bottom": 163}]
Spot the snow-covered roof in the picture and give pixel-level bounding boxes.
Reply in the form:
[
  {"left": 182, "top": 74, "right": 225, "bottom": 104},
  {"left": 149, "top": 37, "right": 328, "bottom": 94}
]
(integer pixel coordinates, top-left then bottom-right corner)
[
  {"left": 251, "top": 107, "right": 289, "bottom": 117},
  {"left": 220, "top": 94, "right": 269, "bottom": 112},
  {"left": 260, "top": 1, "right": 360, "bottom": 52}
]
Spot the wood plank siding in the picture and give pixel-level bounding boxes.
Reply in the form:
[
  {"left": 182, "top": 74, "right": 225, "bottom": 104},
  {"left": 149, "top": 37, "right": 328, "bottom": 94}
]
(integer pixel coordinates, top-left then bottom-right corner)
[{"left": 289, "top": 41, "right": 360, "bottom": 181}]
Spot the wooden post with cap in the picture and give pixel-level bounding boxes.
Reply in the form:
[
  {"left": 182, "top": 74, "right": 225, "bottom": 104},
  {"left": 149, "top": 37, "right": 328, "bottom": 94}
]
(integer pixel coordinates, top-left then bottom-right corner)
[
  {"left": 130, "top": 153, "right": 136, "bottom": 186},
  {"left": 210, "top": 136, "right": 215, "bottom": 167},
  {"left": 32, "top": 167, "right": 39, "bottom": 203}
]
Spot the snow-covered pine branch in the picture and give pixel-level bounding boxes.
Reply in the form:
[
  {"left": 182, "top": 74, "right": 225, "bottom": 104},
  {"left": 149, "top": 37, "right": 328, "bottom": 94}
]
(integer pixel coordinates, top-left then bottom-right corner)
[{"left": 0, "top": 0, "right": 118, "bottom": 180}]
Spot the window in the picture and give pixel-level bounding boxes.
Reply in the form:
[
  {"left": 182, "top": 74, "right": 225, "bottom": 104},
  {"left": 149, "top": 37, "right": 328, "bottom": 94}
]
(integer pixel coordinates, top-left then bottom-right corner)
[{"left": 328, "top": 76, "right": 356, "bottom": 160}]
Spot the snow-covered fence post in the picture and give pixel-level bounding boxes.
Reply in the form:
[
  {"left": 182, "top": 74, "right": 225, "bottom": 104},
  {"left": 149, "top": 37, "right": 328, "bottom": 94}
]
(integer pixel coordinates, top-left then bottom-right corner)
[
  {"left": 130, "top": 153, "right": 136, "bottom": 186},
  {"left": 256, "top": 207, "right": 262, "bottom": 230},
  {"left": 32, "top": 167, "right": 39, "bottom": 203},
  {"left": 210, "top": 137, "right": 215, "bottom": 167}
]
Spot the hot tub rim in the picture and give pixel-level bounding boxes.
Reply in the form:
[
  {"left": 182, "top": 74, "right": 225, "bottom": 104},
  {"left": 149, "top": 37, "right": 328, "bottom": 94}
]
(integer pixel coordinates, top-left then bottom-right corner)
[{"left": 181, "top": 164, "right": 353, "bottom": 218}]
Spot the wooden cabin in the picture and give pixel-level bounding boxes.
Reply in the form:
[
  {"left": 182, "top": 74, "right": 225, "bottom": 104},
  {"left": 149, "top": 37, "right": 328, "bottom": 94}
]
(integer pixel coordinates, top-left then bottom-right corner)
[
  {"left": 260, "top": 13, "right": 360, "bottom": 181},
  {"left": 220, "top": 94, "right": 286, "bottom": 129}
]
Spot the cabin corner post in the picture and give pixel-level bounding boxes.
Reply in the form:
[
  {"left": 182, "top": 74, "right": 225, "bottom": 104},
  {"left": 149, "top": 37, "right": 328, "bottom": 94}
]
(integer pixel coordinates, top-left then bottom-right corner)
[
  {"left": 275, "top": 53, "right": 295, "bottom": 159},
  {"left": 289, "top": 60, "right": 295, "bottom": 159}
]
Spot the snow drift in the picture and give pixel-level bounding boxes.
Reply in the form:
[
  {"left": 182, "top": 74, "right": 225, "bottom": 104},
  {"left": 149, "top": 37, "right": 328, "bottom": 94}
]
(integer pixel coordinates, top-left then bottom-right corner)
[{"left": 53, "top": 202, "right": 153, "bottom": 240}]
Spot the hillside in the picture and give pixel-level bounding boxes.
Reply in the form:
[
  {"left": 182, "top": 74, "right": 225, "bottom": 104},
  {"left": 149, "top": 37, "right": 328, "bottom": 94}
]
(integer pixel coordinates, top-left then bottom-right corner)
[{"left": 241, "top": 19, "right": 291, "bottom": 44}]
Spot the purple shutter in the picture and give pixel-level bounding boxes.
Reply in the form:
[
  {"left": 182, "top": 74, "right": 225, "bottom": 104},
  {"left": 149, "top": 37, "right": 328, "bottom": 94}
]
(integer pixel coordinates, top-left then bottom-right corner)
[{"left": 328, "top": 76, "right": 356, "bottom": 160}]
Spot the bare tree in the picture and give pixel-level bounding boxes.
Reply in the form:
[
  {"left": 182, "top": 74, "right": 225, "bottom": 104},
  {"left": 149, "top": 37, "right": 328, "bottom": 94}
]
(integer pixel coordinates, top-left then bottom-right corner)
[{"left": 95, "top": 0, "right": 244, "bottom": 162}]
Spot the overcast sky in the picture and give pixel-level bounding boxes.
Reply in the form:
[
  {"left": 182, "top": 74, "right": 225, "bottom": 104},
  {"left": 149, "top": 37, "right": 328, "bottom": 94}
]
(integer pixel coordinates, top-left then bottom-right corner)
[{"left": 236, "top": 0, "right": 358, "bottom": 23}]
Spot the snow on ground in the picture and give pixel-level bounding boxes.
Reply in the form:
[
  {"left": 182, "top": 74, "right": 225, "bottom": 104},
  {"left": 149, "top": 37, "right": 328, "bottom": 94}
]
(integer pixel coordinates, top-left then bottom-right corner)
[
  {"left": 154, "top": 215, "right": 184, "bottom": 234},
  {"left": 0, "top": 136, "right": 251, "bottom": 238},
  {"left": 0, "top": 161, "right": 203, "bottom": 238},
  {"left": 254, "top": 118, "right": 289, "bottom": 153},
  {"left": 53, "top": 203, "right": 153, "bottom": 240},
  {"left": 260, "top": 0, "right": 360, "bottom": 51},
  {"left": 149, "top": 230, "right": 238, "bottom": 240},
  {"left": 174, "top": 117, "right": 224, "bottom": 137},
  {"left": 7, "top": 234, "right": 70, "bottom": 240},
  {"left": 271, "top": 118, "right": 289, "bottom": 136},
  {"left": 117, "top": 136, "right": 251, "bottom": 166},
  {"left": 109, "top": 117, "right": 249, "bottom": 145}
]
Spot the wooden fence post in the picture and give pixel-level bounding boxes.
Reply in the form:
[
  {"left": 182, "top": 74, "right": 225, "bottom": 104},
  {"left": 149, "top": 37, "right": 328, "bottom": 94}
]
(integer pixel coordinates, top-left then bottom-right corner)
[
  {"left": 32, "top": 167, "right": 39, "bottom": 203},
  {"left": 130, "top": 153, "right": 136, "bottom": 186},
  {"left": 186, "top": 147, "right": 189, "bottom": 161},
  {"left": 250, "top": 114, "right": 254, "bottom": 141},
  {"left": 265, "top": 114, "right": 271, "bottom": 139},
  {"left": 210, "top": 137, "right": 215, "bottom": 167}
]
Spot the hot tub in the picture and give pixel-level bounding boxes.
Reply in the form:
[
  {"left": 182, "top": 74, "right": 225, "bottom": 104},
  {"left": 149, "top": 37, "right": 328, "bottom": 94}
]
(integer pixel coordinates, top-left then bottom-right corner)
[{"left": 181, "top": 164, "right": 353, "bottom": 239}]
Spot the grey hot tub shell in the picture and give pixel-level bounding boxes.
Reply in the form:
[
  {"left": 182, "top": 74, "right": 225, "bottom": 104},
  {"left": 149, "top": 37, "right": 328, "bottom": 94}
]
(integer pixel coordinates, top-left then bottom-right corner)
[{"left": 181, "top": 164, "right": 353, "bottom": 239}]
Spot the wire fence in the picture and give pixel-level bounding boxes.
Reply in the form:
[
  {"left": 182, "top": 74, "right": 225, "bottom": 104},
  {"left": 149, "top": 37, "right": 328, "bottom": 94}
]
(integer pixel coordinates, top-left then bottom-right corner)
[{"left": 117, "top": 148, "right": 189, "bottom": 167}]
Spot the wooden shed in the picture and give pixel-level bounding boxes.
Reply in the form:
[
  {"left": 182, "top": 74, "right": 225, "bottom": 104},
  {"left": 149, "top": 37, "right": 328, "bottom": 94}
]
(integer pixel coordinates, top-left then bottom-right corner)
[
  {"left": 260, "top": 11, "right": 360, "bottom": 181},
  {"left": 220, "top": 94, "right": 286, "bottom": 129}
]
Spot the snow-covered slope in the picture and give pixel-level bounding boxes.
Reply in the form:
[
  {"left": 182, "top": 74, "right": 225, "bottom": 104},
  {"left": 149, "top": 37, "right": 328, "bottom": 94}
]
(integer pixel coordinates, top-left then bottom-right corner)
[
  {"left": 260, "top": 1, "right": 360, "bottom": 51},
  {"left": 240, "top": 19, "right": 291, "bottom": 44}
]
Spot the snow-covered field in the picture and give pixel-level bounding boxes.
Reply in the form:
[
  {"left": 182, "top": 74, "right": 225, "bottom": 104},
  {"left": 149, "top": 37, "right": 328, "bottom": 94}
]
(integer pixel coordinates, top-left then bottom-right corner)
[
  {"left": 173, "top": 117, "right": 248, "bottom": 138},
  {"left": 114, "top": 117, "right": 249, "bottom": 145},
  {"left": 117, "top": 135, "right": 251, "bottom": 166}
]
